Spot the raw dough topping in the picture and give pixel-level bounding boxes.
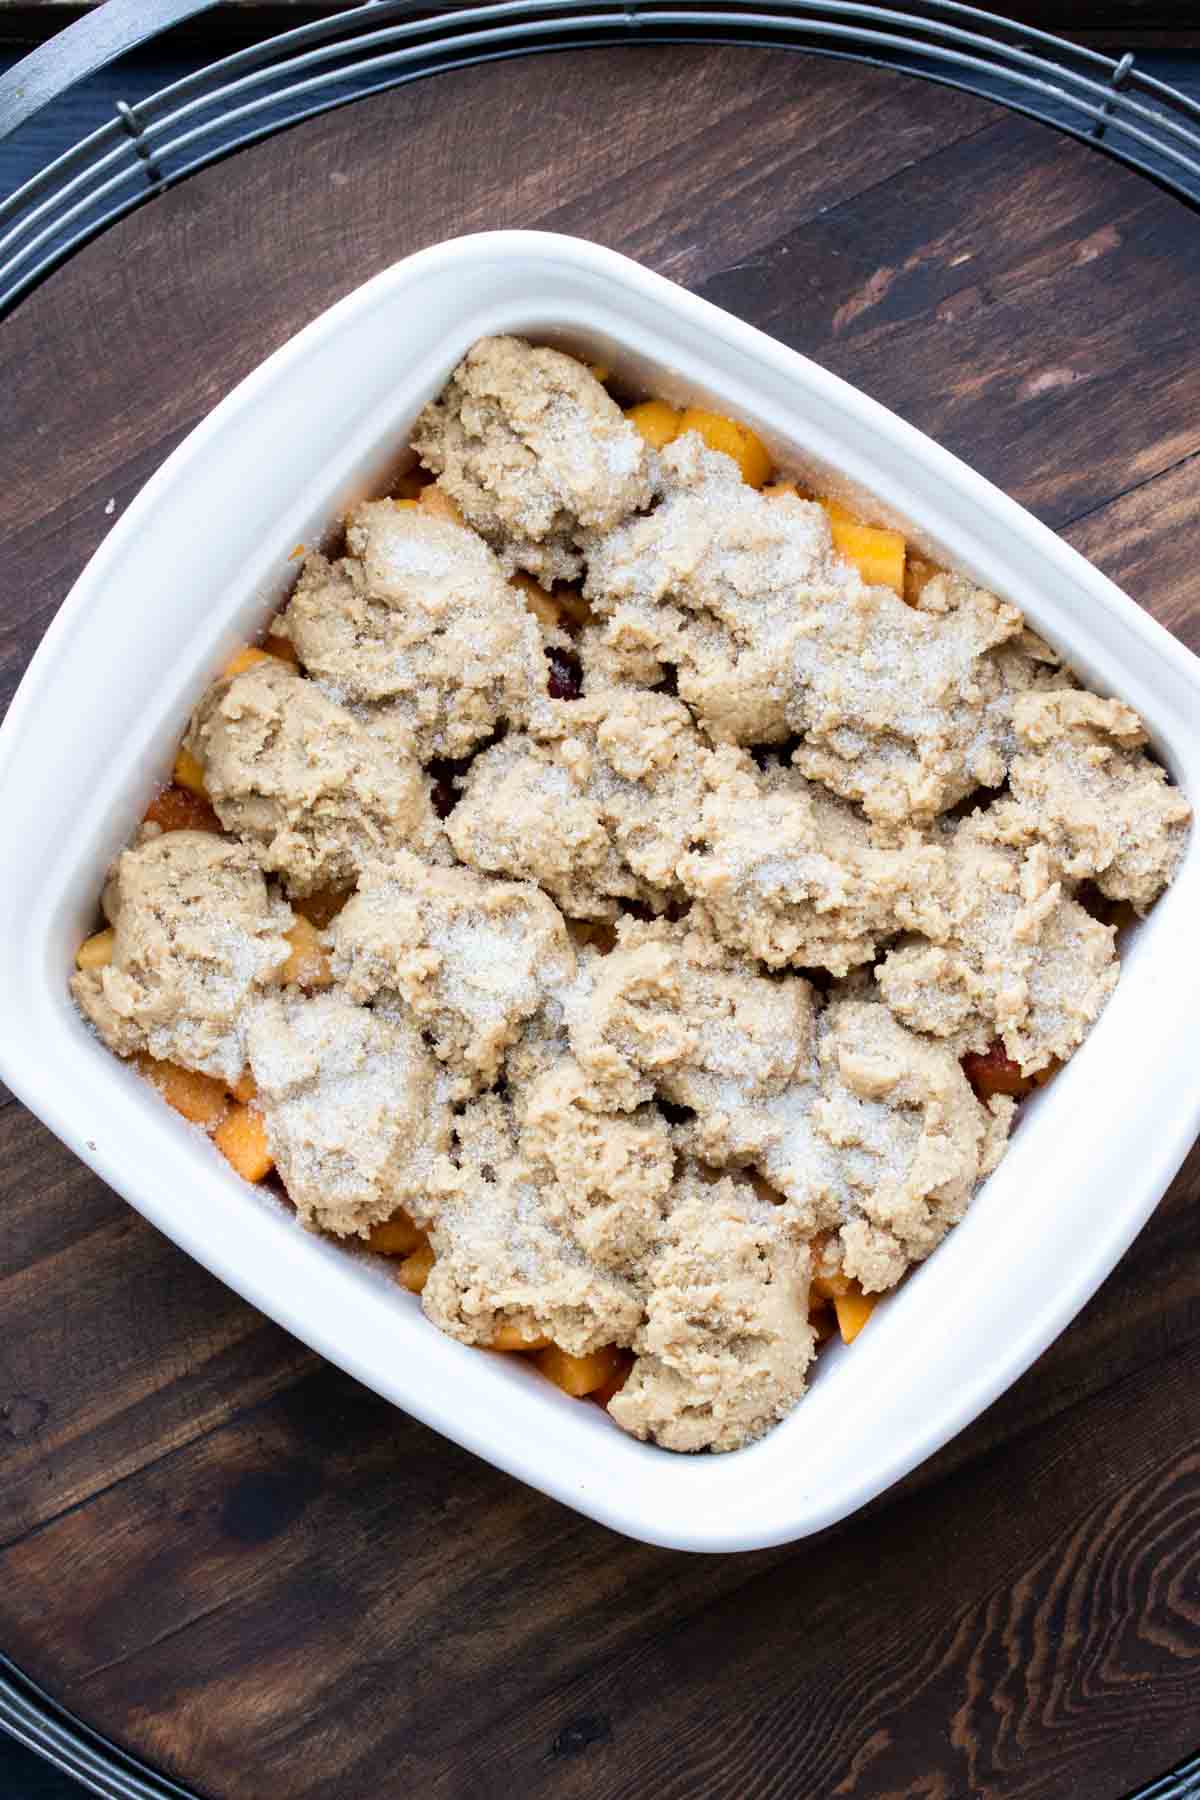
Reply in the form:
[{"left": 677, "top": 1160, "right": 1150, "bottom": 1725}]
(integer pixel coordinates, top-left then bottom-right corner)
[
  {"left": 184, "top": 659, "right": 443, "bottom": 894},
  {"left": 608, "top": 1169, "right": 815, "bottom": 1454},
  {"left": 566, "top": 918, "right": 816, "bottom": 1155},
  {"left": 559, "top": 921, "right": 1010, "bottom": 1293},
  {"left": 678, "top": 751, "right": 947, "bottom": 974},
  {"left": 411, "top": 335, "right": 652, "bottom": 582},
  {"left": 585, "top": 440, "right": 1066, "bottom": 827},
  {"left": 447, "top": 688, "right": 710, "bottom": 917},
  {"left": 876, "top": 814, "right": 1120, "bottom": 1074},
  {"left": 329, "top": 851, "right": 575, "bottom": 1090},
  {"left": 584, "top": 435, "right": 852, "bottom": 744},
  {"left": 999, "top": 689, "right": 1190, "bottom": 910},
  {"left": 246, "top": 989, "right": 450, "bottom": 1236},
  {"left": 72, "top": 831, "right": 292, "bottom": 1083},
  {"left": 789, "top": 573, "right": 1043, "bottom": 828},
  {"left": 74, "top": 333, "right": 1191, "bottom": 1457},
  {"left": 790, "top": 997, "right": 1014, "bottom": 1292},
  {"left": 520, "top": 1057, "right": 674, "bottom": 1274},
  {"left": 422, "top": 1093, "right": 644, "bottom": 1355},
  {"left": 284, "top": 501, "right": 549, "bottom": 760},
  {"left": 446, "top": 732, "right": 640, "bottom": 919}
]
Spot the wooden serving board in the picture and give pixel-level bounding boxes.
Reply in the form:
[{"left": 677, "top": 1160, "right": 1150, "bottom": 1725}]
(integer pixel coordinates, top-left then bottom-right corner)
[{"left": 2, "top": 44, "right": 1200, "bottom": 1800}]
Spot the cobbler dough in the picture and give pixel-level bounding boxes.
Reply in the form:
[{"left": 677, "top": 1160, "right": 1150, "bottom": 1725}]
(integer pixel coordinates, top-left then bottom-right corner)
[
  {"left": 557, "top": 919, "right": 1009, "bottom": 1291},
  {"left": 446, "top": 733, "right": 638, "bottom": 919},
  {"left": 185, "top": 659, "right": 443, "bottom": 894},
  {"left": 412, "top": 336, "right": 652, "bottom": 583},
  {"left": 246, "top": 989, "right": 450, "bottom": 1236},
  {"left": 577, "top": 619, "right": 665, "bottom": 691},
  {"left": 520, "top": 1056, "right": 674, "bottom": 1273},
  {"left": 608, "top": 1170, "right": 815, "bottom": 1453},
  {"left": 875, "top": 813, "right": 1120, "bottom": 1073},
  {"left": 72, "top": 831, "right": 292, "bottom": 1084},
  {"left": 328, "top": 851, "right": 575, "bottom": 1090},
  {"left": 421, "top": 1093, "right": 644, "bottom": 1355},
  {"left": 774, "top": 997, "right": 1015, "bottom": 1292},
  {"left": 584, "top": 438, "right": 1062, "bottom": 825},
  {"left": 283, "top": 502, "right": 549, "bottom": 760},
  {"left": 996, "top": 689, "right": 1190, "bottom": 910},
  {"left": 678, "top": 751, "right": 948, "bottom": 974},
  {"left": 447, "top": 689, "right": 709, "bottom": 917},
  {"left": 536, "top": 687, "right": 710, "bottom": 892},
  {"left": 584, "top": 435, "right": 852, "bottom": 742},
  {"left": 789, "top": 573, "right": 1050, "bottom": 828},
  {"left": 77, "top": 334, "right": 1192, "bottom": 1456},
  {"left": 566, "top": 919, "right": 816, "bottom": 1151}
]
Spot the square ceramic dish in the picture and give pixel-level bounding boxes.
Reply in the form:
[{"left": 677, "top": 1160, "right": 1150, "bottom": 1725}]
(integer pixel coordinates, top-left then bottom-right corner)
[{"left": 2, "top": 231, "right": 1198, "bottom": 1553}]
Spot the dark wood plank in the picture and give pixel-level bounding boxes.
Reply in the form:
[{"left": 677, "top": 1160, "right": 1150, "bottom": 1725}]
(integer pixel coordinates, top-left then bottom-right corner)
[
  {"left": 0, "top": 1115, "right": 315, "bottom": 1548},
  {"left": 0, "top": 48, "right": 995, "bottom": 720},
  {"left": 1, "top": 44, "right": 1198, "bottom": 1800},
  {"left": 1062, "top": 451, "right": 1200, "bottom": 647},
  {"left": 2, "top": 1155, "right": 1199, "bottom": 1800},
  {"left": 696, "top": 111, "right": 1200, "bottom": 533}
]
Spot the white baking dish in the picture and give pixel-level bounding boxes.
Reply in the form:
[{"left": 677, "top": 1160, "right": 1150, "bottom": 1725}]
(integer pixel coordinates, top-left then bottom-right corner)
[{"left": 1, "top": 232, "right": 1197, "bottom": 1552}]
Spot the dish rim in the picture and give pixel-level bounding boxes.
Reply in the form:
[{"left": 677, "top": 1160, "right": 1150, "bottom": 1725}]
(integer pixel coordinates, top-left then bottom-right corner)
[{"left": 1, "top": 229, "right": 1198, "bottom": 1552}]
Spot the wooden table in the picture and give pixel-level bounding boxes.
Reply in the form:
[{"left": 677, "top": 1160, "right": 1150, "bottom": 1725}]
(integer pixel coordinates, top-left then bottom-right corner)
[{"left": 2, "top": 42, "right": 1200, "bottom": 1800}]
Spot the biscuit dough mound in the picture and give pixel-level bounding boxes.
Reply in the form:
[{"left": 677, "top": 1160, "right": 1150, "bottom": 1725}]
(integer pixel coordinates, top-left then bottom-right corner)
[
  {"left": 328, "top": 852, "right": 575, "bottom": 1090},
  {"left": 584, "top": 435, "right": 854, "bottom": 743},
  {"left": 561, "top": 924, "right": 1009, "bottom": 1293},
  {"left": 875, "top": 815, "right": 1119, "bottom": 1073},
  {"left": 422, "top": 1094, "right": 643, "bottom": 1355},
  {"left": 447, "top": 690, "right": 710, "bottom": 917},
  {"left": 608, "top": 1170, "right": 815, "bottom": 1453},
  {"left": 566, "top": 919, "right": 817, "bottom": 1157},
  {"left": 789, "top": 572, "right": 1037, "bottom": 828},
  {"left": 246, "top": 989, "right": 450, "bottom": 1236},
  {"left": 72, "top": 831, "right": 292, "bottom": 1084},
  {"left": 678, "top": 753, "right": 947, "bottom": 974},
  {"left": 537, "top": 688, "right": 711, "bottom": 892},
  {"left": 411, "top": 336, "right": 652, "bottom": 583},
  {"left": 585, "top": 440, "right": 1058, "bottom": 825},
  {"left": 997, "top": 689, "right": 1190, "bottom": 910},
  {"left": 185, "top": 659, "right": 443, "bottom": 895},
  {"left": 446, "top": 733, "right": 637, "bottom": 919},
  {"left": 563, "top": 925, "right": 692, "bottom": 1112},
  {"left": 777, "top": 997, "right": 1014, "bottom": 1292},
  {"left": 519, "top": 1057, "right": 674, "bottom": 1273},
  {"left": 283, "top": 502, "right": 549, "bottom": 760},
  {"left": 577, "top": 618, "right": 665, "bottom": 692}
]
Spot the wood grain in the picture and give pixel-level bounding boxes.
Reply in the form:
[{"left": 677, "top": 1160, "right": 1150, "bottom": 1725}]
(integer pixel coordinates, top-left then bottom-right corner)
[
  {"left": 697, "top": 116, "right": 1200, "bottom": 536},
  {"left": 0, "top": 51, "right": 993, "bottom": 723},
  {"left": 1, "top": 44, "right": 1198, "bottom": 1800}
]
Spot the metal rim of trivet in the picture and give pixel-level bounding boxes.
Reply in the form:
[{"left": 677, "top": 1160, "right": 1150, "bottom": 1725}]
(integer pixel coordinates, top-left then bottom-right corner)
[
  {"left": 2, "top": 3, "right": 1200, "bottom": 1795},
  {"left": 1, "top": 0, "right": 1200, "bottom": 317},
  {"left": 0, "top": 1653, "right": 194, "bottom": 1799}
]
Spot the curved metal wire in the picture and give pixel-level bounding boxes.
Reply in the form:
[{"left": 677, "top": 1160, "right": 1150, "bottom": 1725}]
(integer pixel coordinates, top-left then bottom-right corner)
[
  {"left": 0, "top": 1652, "right": 195, "bottom": 1799},
  {"left": 2, "top": 0, "right": 1200, "bottom": 317}
]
